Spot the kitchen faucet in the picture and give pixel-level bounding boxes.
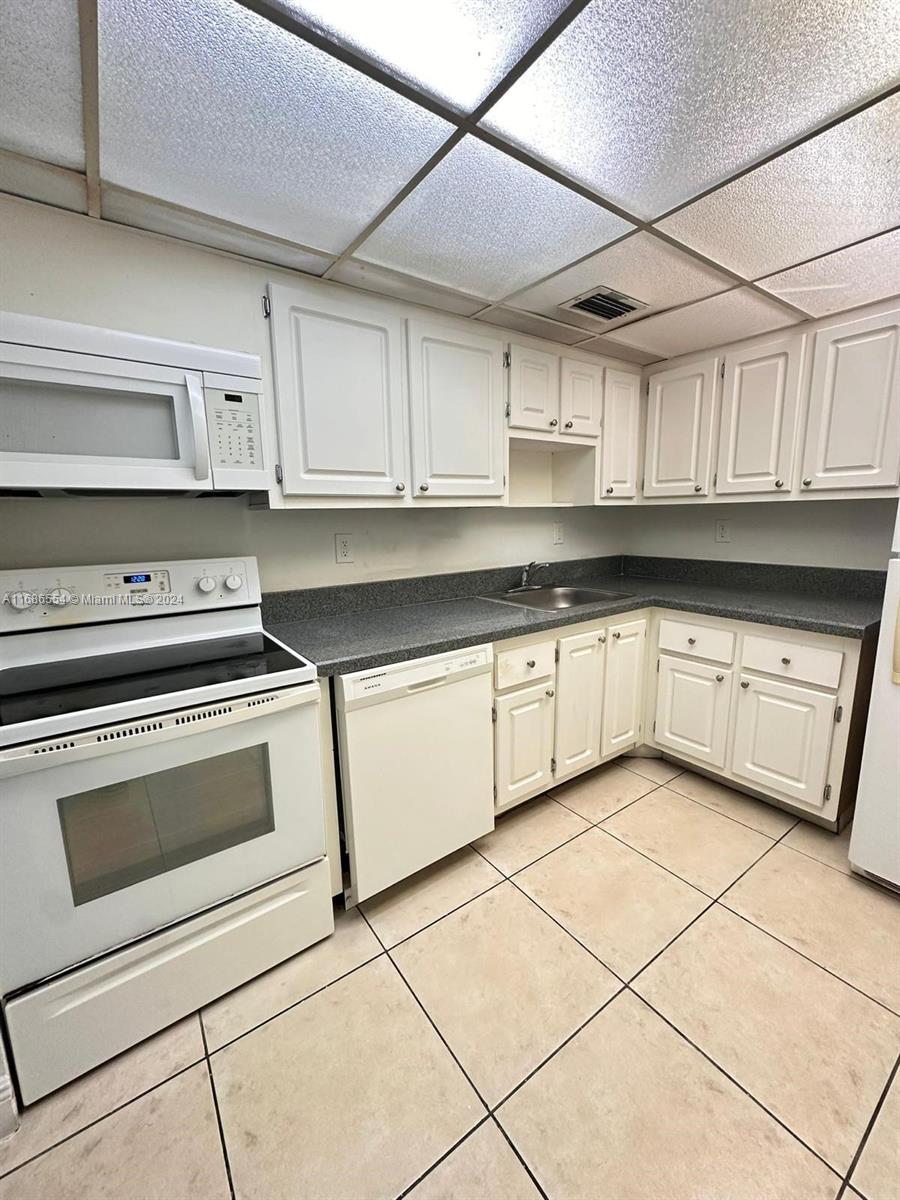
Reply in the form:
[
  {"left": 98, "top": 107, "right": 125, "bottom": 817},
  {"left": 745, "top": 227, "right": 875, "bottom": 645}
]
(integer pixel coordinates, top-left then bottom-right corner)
[{"left": 519, "top": 560, "right": 549, "bottom": 590}]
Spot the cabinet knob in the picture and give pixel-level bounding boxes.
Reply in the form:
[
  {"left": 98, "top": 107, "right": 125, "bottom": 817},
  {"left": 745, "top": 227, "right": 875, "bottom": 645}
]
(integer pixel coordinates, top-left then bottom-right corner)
[
  {"left": 419, "top": 483, "right": 429, "bottom": 492},
  {"left": 740, "top": 680, "right": 750, "bottom": 689},
  {"left": 598, "top": 635, "right": 606, "bottom": 644},
  {"left": 605, "top": 486, "right": 614, "bottom": 495},
  {"left": 549, "top": 419, "right": 558, "bottom": 428},
  {"left": 546, "top": 689, "right": 555, "bottom": 698},
  {"left": 564, "top": 420, "right": 574, "bottom": 429},
  {"left": 693, "top": 484, "right": 702, "bottom": 492},
  {"left": 781, "top": 656, "right": 791, "bottom": 665},
  {"left": 688, "top": 637, "right": 696, "bottom": 645},
  {"left": 612, "top": 631, "right": 621, "bottom": 639},
  {"left": 774, "top": 479, "right": 784, "bottom": 488},
  {"left": 526, "top": 659, "right": 536, "bottom": 668},
  {"left": 802, "top": 477, "right": 812, "bottom": 487},
  {"left": 395, "top": 482, "right": 405, "bottom": 492},
  {"left": 716, "top": 674, "right": 724, "bottom": 682}
]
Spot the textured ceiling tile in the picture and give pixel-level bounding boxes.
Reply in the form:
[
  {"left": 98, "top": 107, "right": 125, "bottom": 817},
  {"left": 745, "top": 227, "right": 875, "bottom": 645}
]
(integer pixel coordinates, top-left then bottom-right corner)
[
  {"left": 482, "top": 0, "right": 900, "bottom": 218},
  {"left": 0, "top": 0, "right": 85, "bottom": 169},
  {"left": 476, "top": 308, "right": 590, "bottom": 345},
  {"left": 757, "top": 230, "right": 900, "bottom": 316},
  {"left": 358, "top": 135, "right": 633, "bottom": 299},
  {"left": 605, "top": 289, "right": 799, "bottom": 358},
  {"left": 657, "top": 96, "right": 900, "bottom": 277},
  {"left": 512, "top": 232, "right": 733, "bottom": 328},
  {"left": 98, "top": 0, "right": 452, "bottom": 254},
  {"left": 332, "top": 259, "right": 488, "bottom": 315},
  {"left": 277, "top": 0, "right": 571, "bottom": 112}
]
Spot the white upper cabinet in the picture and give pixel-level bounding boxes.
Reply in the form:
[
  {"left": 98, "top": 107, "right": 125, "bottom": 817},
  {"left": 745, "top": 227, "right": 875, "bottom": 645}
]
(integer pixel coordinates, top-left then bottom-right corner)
[
  {"left": 601, "top": 369, "right": 641, "bottom": 499},
  {"left": 800, "top": 308, "right": 900, "bottom": 491},
  {"left": 715, "top": 334, "right": 804, "bottom": 495},
  {"left": 508, "top": 344, "right": 560, "bottom": 432},
  {"left": 655, "top": 655, "right": 732, "bottom": 768},
  {"left": 601, "top": 618, "right": 646, "bottom": 758},
  {"left": 269, "top": 283, "right": 407, "bottom": 497},
  {"left": 559, "top": 357, "right": 603, "bottom": 437},
  {"left": 554, "top": 630, "right": 605, "bottom": 783},
  {"left": 407, "top": 321, "right": 505, "bottom": 498},
  {"left": 644, "top": 357, "right": 718, "bottom": 497}
]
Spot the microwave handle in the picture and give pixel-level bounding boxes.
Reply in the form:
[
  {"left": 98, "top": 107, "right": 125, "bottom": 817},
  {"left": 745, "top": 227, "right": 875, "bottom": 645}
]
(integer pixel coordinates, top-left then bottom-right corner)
[{"left": 185, "top": 373, "right": 211, "bottom": 483}]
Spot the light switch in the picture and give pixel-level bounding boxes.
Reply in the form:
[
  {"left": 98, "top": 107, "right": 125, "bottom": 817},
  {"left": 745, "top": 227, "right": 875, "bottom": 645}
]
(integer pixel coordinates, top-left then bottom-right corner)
[
  {"left": 715, "top": 520, "right": 731, "bottom": 544},
  {"left": 553, "top": 522, "right": 565, "bottom": 545}
]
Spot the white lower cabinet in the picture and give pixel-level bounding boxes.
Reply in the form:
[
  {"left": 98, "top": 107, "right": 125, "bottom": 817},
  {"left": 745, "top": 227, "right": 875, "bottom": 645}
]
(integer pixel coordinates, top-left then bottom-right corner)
[
  {"left": 655, "top": 655, "right": 731, "bottom": 768},
  {"left": 494, "top": 681, "right": 556, "bottom": 808},
  {"left": 731, "top": 674, "right": 836, "bottom": 809},
  {"left": 601, "top": 619, "right": 647, "bottom": 757},
  {"left": 554, "top": 630, "right": 605, "bottom": 783}
]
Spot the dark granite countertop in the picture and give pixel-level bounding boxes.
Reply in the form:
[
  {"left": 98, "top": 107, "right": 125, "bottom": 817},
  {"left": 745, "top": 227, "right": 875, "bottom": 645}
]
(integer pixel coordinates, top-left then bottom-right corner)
[{"left": 267, "top": 561, "right": 884, "bottom": 677}]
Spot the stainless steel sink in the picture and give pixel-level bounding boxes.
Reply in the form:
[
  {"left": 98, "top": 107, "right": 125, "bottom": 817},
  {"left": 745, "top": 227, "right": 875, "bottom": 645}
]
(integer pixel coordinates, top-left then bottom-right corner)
[{"left": 482, "top": 585, "right": 633, "bottom": 611}]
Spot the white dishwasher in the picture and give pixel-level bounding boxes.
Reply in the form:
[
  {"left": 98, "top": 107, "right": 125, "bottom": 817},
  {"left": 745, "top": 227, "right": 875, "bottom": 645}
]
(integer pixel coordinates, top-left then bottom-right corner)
[{"left": 336, "top": 645, "right": 495, "bottom": 903}]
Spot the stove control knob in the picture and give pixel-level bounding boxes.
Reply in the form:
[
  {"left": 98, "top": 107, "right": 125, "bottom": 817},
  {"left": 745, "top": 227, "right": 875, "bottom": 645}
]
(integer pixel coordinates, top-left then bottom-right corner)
[
  {"left": 47, "top": 588, "right": 72, "bottom": 607},
  {"left": 197, "top": 577, "right": 217, "bottom": 594},
  {"left": 8, "top": 591, "right": 34, "bottom": 611},
  {"left": 224, "top": 575, "right": 243, "bottom": 591}
]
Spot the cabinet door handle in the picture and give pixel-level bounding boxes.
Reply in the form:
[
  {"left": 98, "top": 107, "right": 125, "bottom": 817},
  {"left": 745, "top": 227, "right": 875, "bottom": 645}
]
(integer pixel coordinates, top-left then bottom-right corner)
[
  {"left": 693, "top": 483, "right": 702, "bottom": 492},
  {"left": 740, "top": 680, "right": 750, "bottom": 689},
  {"left": 605, "top": 486, "right": 614, "bottom": 494},
  {"left": 774, "top": 479, "right": 784, "bottom": 488},
  {"left": 419, "top": 482, "right": 429, "bottom": 492},
  {"left": 549, "top": 419, "right": 558, "bottom": 428},
  {"left": 781, "top": 656, "right": 791, "bottom": 665},
  {"left": 802, "top": 478, "right": 812, "bottom": 487},
  {"left": 612, "top": 631, "right": 621, "bottom": 639},
  {"left": 716, "top": 674, "right": 724, "bottom": 682},
  {"left": 546, "top": 689, "right": 555, "bottom": 698},
  {"left": 688, "top": 637, "right": 696, "bottom": 645},
  {"left": 395, "top": 482, "right": 405, "bottom": 492},
  {"left": 526, "top": 659, "right": 536, "bottom": 668},
  {"left": 598, "top": 635, "right": 606, "bottom": 644},
  {"left": 564, "top": 420, "right": 574, "bottom": 429}
]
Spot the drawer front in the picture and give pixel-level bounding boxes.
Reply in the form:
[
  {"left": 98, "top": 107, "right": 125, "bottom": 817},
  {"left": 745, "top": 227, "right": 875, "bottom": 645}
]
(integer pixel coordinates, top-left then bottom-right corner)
[
  {"left": 658, "top": 618, "right": 735, "bottom": 665},
  {"left": 741, "top": 634, "right": 843, "bottom": 689},
  {"left": 495, "top": 640, "right": 556, "bottom": 690}
]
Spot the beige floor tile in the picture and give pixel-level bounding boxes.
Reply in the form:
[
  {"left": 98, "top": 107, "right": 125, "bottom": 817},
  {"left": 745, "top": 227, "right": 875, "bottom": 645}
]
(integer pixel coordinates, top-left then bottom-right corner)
[
  {"left": 603, "top": 787, "right": 773, "bottom": 896},
  {"left": 213, "top": 956, "right": 483, "bottom": 1200},
  {"left": 783, "top": 819, "right": 853, "bottom": 875},
  {"left": 203, "top": 905, "right": 381, "bottom": 1050},
  {"left": 472, "top": 796, "right": 589, "bottom": 877},
  {"left": 362, "top": 846, "right": 503, "bottom": 948},
  {"left": 723, "top": 845, "right": 900, "bottom": 1013},
  {"left": 0, "top": 1064, "right": 228, "bottom": 1200},
  {"left": 548, "top": 762, "right": 656, "bottom": 823},
  {"left": 516, "top": 828, "right": 708, "bottom": 979},
  {"left": 393, "top": 882, "right": 619, "bottom": 1106},
  {"left": 851, "top": 1069, "right": 900, "bottom": 1200},
  {"left": 499, "top": 991, "right": 839, "bottom": 1200},
  {"left": 620, "top": 754, "right": 684, "bottom": 784},
  {"left": 0, "top": 1015, "right": 204, "bottom": 1177},
  {"left": 667, "top": 770, "right": 797, "bottom": 838},
  {"left": 635, "top": 905, "right": 900, "bottom": 1173},
  {"left": 409, "top": 1120, "right": 541, "bottom": 1200}
]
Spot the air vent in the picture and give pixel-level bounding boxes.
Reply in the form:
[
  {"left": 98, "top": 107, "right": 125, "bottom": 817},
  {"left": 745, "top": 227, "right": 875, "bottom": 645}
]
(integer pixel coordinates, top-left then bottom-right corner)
[{"left": 563, "top": 285, "right": 648, "bottom": 322}]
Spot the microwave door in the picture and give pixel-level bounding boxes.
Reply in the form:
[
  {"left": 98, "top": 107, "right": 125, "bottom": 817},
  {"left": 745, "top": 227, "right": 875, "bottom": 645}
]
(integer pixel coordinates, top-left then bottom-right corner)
[{"left": 0, "top": 346, "right": 213, "bottom": 491}]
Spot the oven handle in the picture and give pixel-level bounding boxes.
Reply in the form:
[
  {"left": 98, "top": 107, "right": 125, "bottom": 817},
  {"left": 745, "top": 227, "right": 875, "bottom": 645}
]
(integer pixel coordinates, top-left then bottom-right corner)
[
  {"left": 185, "top": 372, "right": 211, "bottom": 483},
  {"left": 0, "top": 684, "right": 319, "bottom": 779}
]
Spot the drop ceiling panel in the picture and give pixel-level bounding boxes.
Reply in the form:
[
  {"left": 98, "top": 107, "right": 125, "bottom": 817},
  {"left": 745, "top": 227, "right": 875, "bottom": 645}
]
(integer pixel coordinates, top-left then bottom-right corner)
[
  {"left": 482, "top": 1, "right": 900, "bottom": 219},
  {"left": 331, "top": 259, "right": 488, "bottom": 316},
  {"left": 475, "top": 308, "right": 590, "bottom": 345},
  {"left": 98, "top": 0, "right": 453, "bottom": 255},
  {"left": 605, "top": 289, "right": 799, "bottom": 358},
  {"left": 358, "top": 135, "right": 633, "bottom": 299},
  {"left": 512, "top": 232, "right": 734, "bottom": 330},
  {"left": 757, "top": 230, "right": 900, "bottom": 316},
  {"left": 658, "top": 95, "right": 900, "bottom": 278},
  {"left": 277, "top": 0, "right": 571, "bottom": 112},
  {"left": 0, "top": 0, "right": 85, "bottom": 169}
]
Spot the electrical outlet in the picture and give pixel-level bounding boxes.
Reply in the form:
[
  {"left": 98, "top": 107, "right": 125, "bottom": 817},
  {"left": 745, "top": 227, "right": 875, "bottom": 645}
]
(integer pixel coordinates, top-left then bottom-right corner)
[
  {"left": 334, "top": 533, "right": 354, "bottom": 564},
  {"left": 715, "top": 520, "right": 731, "bottom": 544},
  {"left": 552, "top": 522, "right": 564, "bottom": 545}
]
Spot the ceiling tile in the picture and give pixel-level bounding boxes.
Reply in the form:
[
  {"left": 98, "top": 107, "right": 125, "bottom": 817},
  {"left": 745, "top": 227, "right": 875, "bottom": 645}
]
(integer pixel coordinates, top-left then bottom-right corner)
[
  {"left": 604, "top": 289, "right": 799, "bottom": 359},
  {"left": 276, "top": 0, "right": 571, "bottom": 112},
  {"left": 482, "top": 1, "right": 900, "bottom": 219},
  {"left": 0, "top": 151, "right": 87, "bottom": 214},
  {"left": 757, "top": 230, "right": 900, "bottom": 317},
  {"left": 512, "top": 232, "right": 734, "bottom": 330},
  {"left": 358, "top": 135, "right": 633, "bottom": 300},
  {"left": 0, "top": 0, "right": 84, "bottom": 169},
  {"left": 98, "top": 0, "right": 452, "bottom": 255},
  {"left": 476, "top": 308, "right": 591, "bottom": 345},
  {"left": 331, "top": 259, "right": 488, "bottom": 316},
  {"left": 657, "top": 95, "right": 900, "bottom": 278}
]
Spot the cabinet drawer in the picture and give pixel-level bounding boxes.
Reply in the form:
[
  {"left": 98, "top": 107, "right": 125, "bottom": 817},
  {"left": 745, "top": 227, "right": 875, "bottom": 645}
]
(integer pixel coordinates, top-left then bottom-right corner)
[
  {"left": 495, "top": 641, "right": 556, "bottom": 690},
  {"left": 741, "top": 634, "right": 843, "bottom": 689},
  {"left": 658, "top": 618, "right": 735, "bottom": 665}
]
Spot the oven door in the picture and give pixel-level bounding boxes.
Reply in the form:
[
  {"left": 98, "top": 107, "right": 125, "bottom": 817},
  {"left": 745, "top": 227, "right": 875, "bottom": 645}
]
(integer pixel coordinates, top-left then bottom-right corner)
[
  {"left": 0, "top": 685, "right": 324, "bottom": 992},
  {"left": 0, "top": 343, "right": 213, "bottom": 490}
]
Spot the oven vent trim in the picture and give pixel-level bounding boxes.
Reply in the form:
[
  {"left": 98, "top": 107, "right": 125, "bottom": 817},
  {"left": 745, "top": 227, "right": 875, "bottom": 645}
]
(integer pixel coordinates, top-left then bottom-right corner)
[
  {"left": 31, "top": 740, "right": 76, "bottom": 755},
  {"left": 96, "top": 722, "right": 165, "bottom": 741},
  {"left": 173, "top": 705, "right": 234, "bottom": 725}
]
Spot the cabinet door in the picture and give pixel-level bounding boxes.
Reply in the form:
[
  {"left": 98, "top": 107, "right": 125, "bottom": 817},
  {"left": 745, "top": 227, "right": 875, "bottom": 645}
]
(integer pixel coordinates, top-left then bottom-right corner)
[
  {"left": 601, "top": 618, "right": 646, "bottom": 758},
  {"left": 716, "top": 334, "right": 804, "bottom": 495},
  {"left": 731, "top": 675, "right": 835, "bottom": 809},
  {"left": 269, "top": 283, "right": 407, "bottom": 496},
  {"left": 801, "top": 309, "right": 900, "bottom": 491},
  {"left": 654, "top": 655, "right": 731, "bottom": 768},
  {"left": 554, "top": 631, "right": 605, "bottom": 783},
  {"left": 644, "top": 357, "right": 718, "bottom": 496},
  {"left": 560, "top": 358, "right": 603, "bottom": 437},
  {"left": 495, "top": 682, "right": 556, "bottom": 808},
  {"left": 508, "top": 344, "right": 560, "bottom": 432},
  {"left": 601, "top": 369, "right": 640, "bottom": 499},
  {"left": 407, "top": 321, "right": 505, "bottom": 498}
]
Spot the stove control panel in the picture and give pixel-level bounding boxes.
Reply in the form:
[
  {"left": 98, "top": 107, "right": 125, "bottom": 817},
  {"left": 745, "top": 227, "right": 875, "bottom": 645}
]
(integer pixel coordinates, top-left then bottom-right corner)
[{"left": 0, "top": 558, "right": 262, "bottom": 632}]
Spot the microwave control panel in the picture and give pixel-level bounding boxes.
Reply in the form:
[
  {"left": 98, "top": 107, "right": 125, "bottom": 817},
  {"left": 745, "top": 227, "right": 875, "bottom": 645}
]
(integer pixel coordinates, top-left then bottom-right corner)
[{"left": 205, "top": 388, "right": 263, "bottom": 469}]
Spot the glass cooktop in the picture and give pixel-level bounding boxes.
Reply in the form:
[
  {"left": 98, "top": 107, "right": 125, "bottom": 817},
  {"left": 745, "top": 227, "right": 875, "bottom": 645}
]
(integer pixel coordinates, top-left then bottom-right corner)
[{"left": 0, "top": 633, "right": 306, "bottom": 727}]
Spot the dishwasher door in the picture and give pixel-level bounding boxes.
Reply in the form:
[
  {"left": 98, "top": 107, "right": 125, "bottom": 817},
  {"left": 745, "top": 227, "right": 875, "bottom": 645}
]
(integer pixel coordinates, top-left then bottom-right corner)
[{"left": 336, "top": 646, "right": 495, "bottom": 903}]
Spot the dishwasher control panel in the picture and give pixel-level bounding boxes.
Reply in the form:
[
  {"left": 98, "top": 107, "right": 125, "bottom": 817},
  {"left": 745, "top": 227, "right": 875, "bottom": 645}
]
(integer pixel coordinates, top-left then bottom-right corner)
[{"left": 338, "top": 645, "right": 493, "bottom": 705}]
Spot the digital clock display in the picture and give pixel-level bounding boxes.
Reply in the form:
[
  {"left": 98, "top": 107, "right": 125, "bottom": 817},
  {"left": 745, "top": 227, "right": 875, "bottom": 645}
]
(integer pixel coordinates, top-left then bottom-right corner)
[{"left": 123, "top": 573, "right": 151, "bottom": 584}]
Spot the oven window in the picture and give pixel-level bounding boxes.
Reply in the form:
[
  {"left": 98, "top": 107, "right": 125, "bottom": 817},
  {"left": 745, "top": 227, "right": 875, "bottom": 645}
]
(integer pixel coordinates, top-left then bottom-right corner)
[{"left": 57, "top": 745, "right": 274, "bottom": 906}]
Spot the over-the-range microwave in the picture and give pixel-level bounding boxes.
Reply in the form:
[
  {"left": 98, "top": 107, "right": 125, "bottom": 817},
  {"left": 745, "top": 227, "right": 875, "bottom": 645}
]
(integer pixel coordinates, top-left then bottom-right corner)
[{"left": 0, "top": 311, "right": 268, "bottom": 493}]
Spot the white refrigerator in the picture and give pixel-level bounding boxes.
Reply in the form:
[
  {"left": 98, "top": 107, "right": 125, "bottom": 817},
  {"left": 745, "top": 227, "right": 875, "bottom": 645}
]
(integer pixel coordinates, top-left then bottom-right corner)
[{"left": 850, "top": 500, "right": 900, "bottom": 889}]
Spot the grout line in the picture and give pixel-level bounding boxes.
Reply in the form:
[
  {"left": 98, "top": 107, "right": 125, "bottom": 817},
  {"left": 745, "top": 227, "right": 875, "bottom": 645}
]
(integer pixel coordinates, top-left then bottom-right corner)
[
  {"left": 663, "top": 782, "right": 802, "bottom": 840},
  {"left": 838, "top": 1052, "right": 900, "bottom": 1196},
  {"left": 199, "top": 1019, "right": 236, "bottom": 1200},
  {"left": 376, "top": 875, "right": 507, "bottom": 953},
  {"left": 597, "top": 823, "right": 719, "bottom": 897},
  {"left": 491, "top": 1113, "right": 550, "bottom": 1200},
  {"left": 394, "top": 1113, "right": 493, "bottom": 1200},
  {"left": 773, "top": 840, "right": 858, "bottom": 881}
]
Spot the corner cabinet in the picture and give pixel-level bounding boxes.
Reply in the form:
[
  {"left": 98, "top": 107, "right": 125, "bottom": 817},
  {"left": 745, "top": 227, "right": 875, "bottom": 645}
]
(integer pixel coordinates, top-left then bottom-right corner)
[
  {"left": 600, "top": 369, "right": 641, "bottom": 499},
  {"left": 407, "top": 321, "right": 505, "bottom": 498},
  {"left": 268, "top": 283, "right": 407, "bottom": 497},
  {"left": 644, "top": 357, "right": 718, "bottom": 497}
]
